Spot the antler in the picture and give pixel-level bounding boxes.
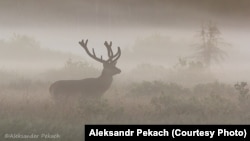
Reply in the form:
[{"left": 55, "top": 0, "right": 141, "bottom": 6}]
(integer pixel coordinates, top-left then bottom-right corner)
[
  {"left": 104, "top": 41, "right": 121, "bottom": 63},
  {"left": 79, "top": 39, "right": 121, "bottom": 64},
  {"left": 79, "top": 39, "right": 106, "bottom": 63}
]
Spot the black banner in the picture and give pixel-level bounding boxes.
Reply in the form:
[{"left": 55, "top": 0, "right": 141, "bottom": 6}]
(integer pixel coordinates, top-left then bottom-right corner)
[{"left": 85, "top": 125, "right": 250, "bottom": 141}]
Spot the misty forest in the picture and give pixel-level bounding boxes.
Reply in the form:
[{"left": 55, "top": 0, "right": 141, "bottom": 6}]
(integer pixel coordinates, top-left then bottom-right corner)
[{"left": 1, "top": 0, "right": 250, "bottom": 140}]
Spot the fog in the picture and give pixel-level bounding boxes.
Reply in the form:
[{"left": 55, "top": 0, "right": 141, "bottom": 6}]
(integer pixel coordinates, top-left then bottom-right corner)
[
  {"left": 1, "top": 0, "right": 249, "bottom": 73},
  {"left": 1, "top": 0, "right": 250, "bottom": 140}
]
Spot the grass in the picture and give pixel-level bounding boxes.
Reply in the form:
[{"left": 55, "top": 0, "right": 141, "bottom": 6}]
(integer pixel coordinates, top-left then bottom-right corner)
[{"left": 0, "top": 78, "right": 250, "bottom": 140}]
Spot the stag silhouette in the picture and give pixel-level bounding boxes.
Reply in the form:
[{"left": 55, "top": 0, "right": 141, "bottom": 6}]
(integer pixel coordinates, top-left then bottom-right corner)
[{"left": 49, "top": 39, "right": 121, "bottom": 101}]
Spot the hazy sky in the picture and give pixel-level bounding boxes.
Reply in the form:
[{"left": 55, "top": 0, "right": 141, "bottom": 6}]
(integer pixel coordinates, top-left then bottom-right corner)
[
  {"left": 0, "top": 0, "right": 249, "bottom": 72},
  {"left": 1, "top": 0, "right": 249, "bottom": 46},
  {"left": 0, "top": 0, "right": 250, "bottom": 28}
]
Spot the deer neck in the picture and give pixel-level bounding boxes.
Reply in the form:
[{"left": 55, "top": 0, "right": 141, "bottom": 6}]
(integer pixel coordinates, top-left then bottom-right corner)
[
  {"left": 95, "top": 71, "right": 113, "bottom": 94},
  {"left": 98, "top": 70, "right": 113, "bottom": 84}
]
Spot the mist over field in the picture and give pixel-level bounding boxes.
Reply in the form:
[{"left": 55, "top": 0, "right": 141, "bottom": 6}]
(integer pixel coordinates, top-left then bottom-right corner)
[{"left": 0, "top": 0, "right": 250, "bottom": 140}]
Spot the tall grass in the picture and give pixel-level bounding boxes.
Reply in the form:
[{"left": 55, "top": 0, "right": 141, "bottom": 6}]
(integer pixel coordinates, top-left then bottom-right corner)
[{"left": 1, "top": 76, "right": 250, "bottom": 141}]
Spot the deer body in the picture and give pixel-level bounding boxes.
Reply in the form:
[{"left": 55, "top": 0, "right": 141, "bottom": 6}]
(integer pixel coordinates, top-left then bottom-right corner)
[
  {"left": 50, "top": 69, "right": 118, "bottom": 98},
  {"left": 49, "top": 39, "right": 121, "bottom": 100}
]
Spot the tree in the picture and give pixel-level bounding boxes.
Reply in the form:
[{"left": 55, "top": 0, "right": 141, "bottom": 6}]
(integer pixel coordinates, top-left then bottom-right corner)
[
  {"left": 10, "top": 33, "right": 40, "bottom": 49},
  {"left": 194, "top": 21, "right": 229, "bottom": 68}
]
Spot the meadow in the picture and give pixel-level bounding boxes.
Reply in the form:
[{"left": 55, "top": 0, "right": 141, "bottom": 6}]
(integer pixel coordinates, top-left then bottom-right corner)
[{"left": 0, "top": 62, "right": 249, "bottom": 141}]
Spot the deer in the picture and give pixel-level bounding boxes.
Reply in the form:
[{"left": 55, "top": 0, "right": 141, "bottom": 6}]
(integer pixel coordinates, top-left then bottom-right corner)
[{"left": 49, "top": 39, "right": 121, "bottom": 102}]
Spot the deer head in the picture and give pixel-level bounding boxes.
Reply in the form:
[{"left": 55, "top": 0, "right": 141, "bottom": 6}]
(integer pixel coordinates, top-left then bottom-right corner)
[{"left": 79, "top": 39, "right": 121, "bottom": 76}]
